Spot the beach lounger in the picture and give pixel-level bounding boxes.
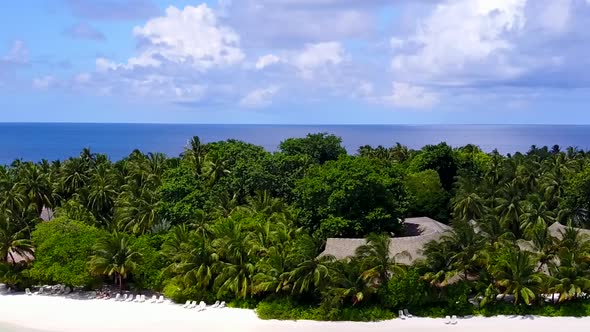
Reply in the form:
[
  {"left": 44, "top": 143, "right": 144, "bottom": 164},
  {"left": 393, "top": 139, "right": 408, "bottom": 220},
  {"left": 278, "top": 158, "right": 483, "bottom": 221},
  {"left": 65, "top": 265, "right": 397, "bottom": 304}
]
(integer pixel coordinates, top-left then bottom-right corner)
[
  {"left": 122, "top": 294, "right": 128, "bottom": 301},
  {"left": 398, "top": 310, "right": 406, "bottom": 320},
  {"left": 403, "top": 309, "right": 413, "bottom": 318},
  {"left": 140, "top": 295, "right": 146, "bottom": 303},
  {"left": 197, "top": 301, "right": 207, "bottom": 311},
  {"left": 444, "top": 316, "right": 451, "bottom": 324},
  {"left": 183, "top": 300, "right": 191, "bottom": 308},
  {"left": 212, "top": 300, "right": 220, "bottom": 308},
  {"left": 114, "top": 294, "right": 121, "bottom": 301},
  {"left": 188, "top": 301, "right": 197, "bottom": 309},
  {"left": 157, "top": 295, "right": 164, "bottom": 304},
  {"left": 64, "top": 287, "right": 71, "bottom": 295},
  {"left": 129, "top": 294, "right": 137, "bottom": 302},
  {"left": 25, "top": 288, "right": 32, "bottom": 296},
  {"left": 451, "top": 315, "right": 458, "bottom": 325},
  {"left": 150, "top": 295, "right": 157, "bottom": 303},
  {"left": 218, "top": 301, "right": 226, "bottom": 308}
]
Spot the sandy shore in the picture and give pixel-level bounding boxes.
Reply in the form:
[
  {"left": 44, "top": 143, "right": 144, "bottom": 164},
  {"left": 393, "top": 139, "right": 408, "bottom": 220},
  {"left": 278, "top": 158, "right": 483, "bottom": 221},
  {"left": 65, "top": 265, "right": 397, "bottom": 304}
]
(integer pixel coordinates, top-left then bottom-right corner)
[{"left": 1, "top": 294, "right": 590, "bottom": 332}]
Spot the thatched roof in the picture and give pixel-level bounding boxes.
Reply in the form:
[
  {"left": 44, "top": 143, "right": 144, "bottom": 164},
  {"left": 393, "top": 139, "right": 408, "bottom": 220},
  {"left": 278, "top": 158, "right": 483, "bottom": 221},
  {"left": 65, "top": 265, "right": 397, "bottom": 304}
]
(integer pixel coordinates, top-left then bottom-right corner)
[
  {"left": 547, "top": 222, "right": 590, "bottom": 239},
  {"left": 320, "top": 217, "right": 451, "bottom": 265}
]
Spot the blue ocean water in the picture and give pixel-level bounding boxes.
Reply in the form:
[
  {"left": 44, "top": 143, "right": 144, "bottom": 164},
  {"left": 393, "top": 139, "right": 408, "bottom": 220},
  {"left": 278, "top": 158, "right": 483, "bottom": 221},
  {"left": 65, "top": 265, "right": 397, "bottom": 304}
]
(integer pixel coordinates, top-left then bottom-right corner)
[{"left": 1, "top": 123, "right": 589, "bottom": 165}]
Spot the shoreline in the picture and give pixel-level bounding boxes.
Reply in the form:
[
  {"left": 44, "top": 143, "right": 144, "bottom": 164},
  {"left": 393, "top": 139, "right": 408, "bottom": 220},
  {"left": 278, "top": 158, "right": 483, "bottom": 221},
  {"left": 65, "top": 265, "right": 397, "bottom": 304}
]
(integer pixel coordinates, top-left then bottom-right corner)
[{"left": 2, "top": 295, "right": 590, "bottom": 332}]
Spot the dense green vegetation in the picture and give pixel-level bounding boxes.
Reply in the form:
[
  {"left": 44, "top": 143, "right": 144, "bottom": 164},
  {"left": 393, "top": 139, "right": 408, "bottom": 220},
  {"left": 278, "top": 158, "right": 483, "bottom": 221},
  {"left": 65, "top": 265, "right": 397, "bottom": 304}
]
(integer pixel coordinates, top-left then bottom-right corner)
[{"left": 2, "top": 135, "right": 590, "bottom": 320}]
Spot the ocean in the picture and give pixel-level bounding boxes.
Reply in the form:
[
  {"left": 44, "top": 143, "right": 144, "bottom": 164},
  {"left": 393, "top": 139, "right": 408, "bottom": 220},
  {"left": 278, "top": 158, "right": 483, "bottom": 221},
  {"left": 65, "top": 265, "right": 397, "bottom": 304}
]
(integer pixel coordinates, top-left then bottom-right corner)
[{"left": 1, "top": 123, "right": 589, "bottom": 165}]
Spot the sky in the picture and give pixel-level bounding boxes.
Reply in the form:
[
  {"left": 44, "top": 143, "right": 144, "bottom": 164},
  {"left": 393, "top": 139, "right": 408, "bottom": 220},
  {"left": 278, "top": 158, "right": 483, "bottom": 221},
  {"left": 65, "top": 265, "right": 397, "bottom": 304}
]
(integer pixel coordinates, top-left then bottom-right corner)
[{"left": 1, "top": 0, "right": 590, "bottom": 124}]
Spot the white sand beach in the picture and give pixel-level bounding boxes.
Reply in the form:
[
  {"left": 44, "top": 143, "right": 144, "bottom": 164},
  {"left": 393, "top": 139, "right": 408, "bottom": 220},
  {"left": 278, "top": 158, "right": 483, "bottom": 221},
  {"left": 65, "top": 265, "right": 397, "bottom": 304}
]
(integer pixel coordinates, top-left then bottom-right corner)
[{"left": 1, "top": 294, "right": 590, "bottom": 332}]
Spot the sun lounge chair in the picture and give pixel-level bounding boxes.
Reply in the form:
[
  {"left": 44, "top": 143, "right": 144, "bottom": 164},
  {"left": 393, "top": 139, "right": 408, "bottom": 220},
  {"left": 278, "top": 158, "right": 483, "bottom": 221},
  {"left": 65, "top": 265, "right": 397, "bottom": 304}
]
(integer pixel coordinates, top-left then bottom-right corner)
[
  {"left": 114, "top": 294, "right": 121, "bottom": 301},
  {"left": 140, "top": 295, "right": 146, "bottom": 303},
  {"left": 122, "top": 294, "right": 128, "bottom": 301},
  {"left": 129, "top": 294, "right": 137, "bottom": 302},
  {"left": 64, "top": 287, "right": 71, "bottom": 295},
  {"left": 398, "top": 310, "right": 406, "bottom": 320},
  {"left": 188, "top": 301, "right": 197, "bottom": 309},
  {"left": 150, "top": 295, "right": 157, "bottom": 303},
  {"left": 444, "top": 316, "right": 451, "bottom": 324},
  {"left": 219, "top": 301, "right": 226, "bottom": 308},
  {"left": 183, "top": 300, "right": 191, "bottom": 308},
  {"left": 212, "top": 300, "right": 220, "bottom": 308},
  {"left": 451, "top": 315, "right": 458, "bottom": 325},
  {"left": 157, "top": 295, "right": 164, "bottom": 304},
  {"left": 25, "top": 288, "right": 32, "bottom": 296},
  {"left": 197, "top": 301, "right": 207, "bottom": 311},
  {"left": 403, "top": 309, "right": 413, "bottom": 318}
]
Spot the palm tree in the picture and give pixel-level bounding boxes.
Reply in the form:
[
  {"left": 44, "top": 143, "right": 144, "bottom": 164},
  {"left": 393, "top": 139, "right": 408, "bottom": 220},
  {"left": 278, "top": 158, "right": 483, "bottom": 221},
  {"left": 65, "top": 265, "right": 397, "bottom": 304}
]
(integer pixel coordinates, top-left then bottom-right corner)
[
  {"left": 325, "top": 258, "right": 374, "bottom": 306},
  {"left": 492, "top": 246, "right": 544, "bottom": 305},
  {"left": 451, "top": 176, "right": 485, "bottom": 222},
  {"left": 252, "top": 246, "right": 291, "bottom": 295},
  {"left": 18, "top": 162, "right": 53, "bottom": 216},
  {"left": 0, "top": 215, "right": 33, "bottom": 265},
  {"left": 355, "top": 233, "right": 407, "bottom": 285},
  {"left": 203, "top": 151, "right": 230, "bottom": 186},
  {"left": 182, "top": 136, "right": 208, "bottom": 176},
  {"left": 88, "top": 232, "right": 142, "bottom": 291},
  {"left": 440, "top": 220, "right": 485, "bottom": 280},
  {"left": 212, "top": 218, "right": 255, "bottom": 299},
  {"left": 287, "top": 234, "right": 334, "bottom": 295},
  {"left": 495, "top": 182, "right": 525, "bottom": 237},
  {"left": 519, "top": 197, "right": 555, "bottom": 236},
  {"left": 86, "top": 164, "right": 118, "bottom": 222}
]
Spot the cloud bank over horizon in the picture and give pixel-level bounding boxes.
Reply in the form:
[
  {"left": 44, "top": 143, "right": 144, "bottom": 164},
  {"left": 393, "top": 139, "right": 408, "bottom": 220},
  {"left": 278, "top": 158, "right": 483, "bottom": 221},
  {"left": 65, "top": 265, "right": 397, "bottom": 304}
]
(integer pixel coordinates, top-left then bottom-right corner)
[{"left": 1, "top": 0, "right": 590, "bottom": 124}]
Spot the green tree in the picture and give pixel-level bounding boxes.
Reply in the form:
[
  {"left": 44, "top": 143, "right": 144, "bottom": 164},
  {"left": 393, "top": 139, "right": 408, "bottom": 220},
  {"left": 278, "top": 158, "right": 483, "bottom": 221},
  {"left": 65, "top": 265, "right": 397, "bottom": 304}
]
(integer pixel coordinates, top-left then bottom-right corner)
[
  {"left": 89, "top": 232, "right": 142, "bottom": 290},
  {"left": 279, "top": 133, "right": 347, "bottom": 164},
  {"left": 28, "top": 218, "right": 105, "bottom": 286},
  {"left": 492, "top": 246, "right": 544, "bottom": 305},
  {"left": 404, "top": 170, "right": 449, "bottom": 222},
  {"left": 294, "top": 156, "right": 408, "bottom": 237},
  {"left": 355, "top": 233, "right": 407, "bottom": 286}
]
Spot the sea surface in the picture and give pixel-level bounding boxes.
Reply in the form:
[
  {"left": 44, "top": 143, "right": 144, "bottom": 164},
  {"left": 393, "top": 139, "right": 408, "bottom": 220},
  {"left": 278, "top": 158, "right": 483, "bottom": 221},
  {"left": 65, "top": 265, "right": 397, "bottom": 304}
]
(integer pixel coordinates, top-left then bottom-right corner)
[{"left": 1, "top": 123, "right": 589, "bottom": 165}]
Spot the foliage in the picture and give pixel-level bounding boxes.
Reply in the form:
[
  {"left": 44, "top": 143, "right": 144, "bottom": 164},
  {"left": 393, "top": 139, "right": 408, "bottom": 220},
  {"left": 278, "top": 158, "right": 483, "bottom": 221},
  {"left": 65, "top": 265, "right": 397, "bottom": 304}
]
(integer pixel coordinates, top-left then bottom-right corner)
[
  {"left": 28, "top": 218, "right": 105, "bottom": 286},
  {"left": 294, "top": 156, "right": 408, "bottom": 237}
]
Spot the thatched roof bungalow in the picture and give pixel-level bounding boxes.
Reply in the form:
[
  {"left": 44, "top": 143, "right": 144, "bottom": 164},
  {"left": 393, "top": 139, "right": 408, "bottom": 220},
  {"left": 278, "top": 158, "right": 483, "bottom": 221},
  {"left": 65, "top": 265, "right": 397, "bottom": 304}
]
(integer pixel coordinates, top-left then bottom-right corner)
[{"left": 320, "top": 217, "right": 451, "bottom": 265}]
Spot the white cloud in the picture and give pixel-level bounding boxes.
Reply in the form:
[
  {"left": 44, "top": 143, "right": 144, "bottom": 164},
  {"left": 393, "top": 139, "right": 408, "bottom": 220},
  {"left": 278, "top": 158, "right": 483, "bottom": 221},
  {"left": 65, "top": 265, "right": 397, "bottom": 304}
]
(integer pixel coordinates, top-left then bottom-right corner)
[
  {"left": 356, "top": 81, "right": 374, "bottom": 97},
  {"left": 32, "top": 76, "right": 55, "bottom": 90},
  {"left": 292, "top": 42, "right": 345, "bottom": 78},
  {"left": 95, "top": 58, "right": 118, "bottom": 72},
  {"left": 240, "top": 86, "right": 280, "bottom": 108},
  {"left": 381, "top": 82, "right": 439, "bottom": 109},
  {"left": 1, "top": 40, "right": 28, "bottom": 64},
  {"left": 391, "top": 0, "right": 527, "bottom": 85},
  {"left": 129, "top": 5, "right": 244, "bottom": 70},
  {"left": 255, "top": 54, "right": 281, "bottom": 70}
]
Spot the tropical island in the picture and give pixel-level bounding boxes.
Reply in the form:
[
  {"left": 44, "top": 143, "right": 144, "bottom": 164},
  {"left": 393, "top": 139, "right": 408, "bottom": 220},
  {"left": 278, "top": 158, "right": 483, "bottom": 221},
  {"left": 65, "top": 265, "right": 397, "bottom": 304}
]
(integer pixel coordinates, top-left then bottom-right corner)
[{"left": 2, "top": 133, "right": 590, "bottom": 324}]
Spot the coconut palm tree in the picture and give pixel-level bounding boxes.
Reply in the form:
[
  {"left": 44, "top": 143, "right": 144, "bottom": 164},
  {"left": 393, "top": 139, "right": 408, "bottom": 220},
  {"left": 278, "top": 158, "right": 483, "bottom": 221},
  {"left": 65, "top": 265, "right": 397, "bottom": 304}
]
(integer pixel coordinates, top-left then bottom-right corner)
[
  {"left": 492, "top": 246, "right": 544, "bottom": 305},
  {"left": 88, "top": 232, "right": 142, "bottom": 290},
  {"left": 355, "top": 233, "right": 408, "bottom": 285},
  {"left": 182, "top": 136, "right": 208, "bottom": 176},
  {"left": 325, "top": 258, "right": 374, "bottom": 306},
  {"left": 0, "top": 215, "right": 33, "bottom": 265},
  {"left": 287, "top": 234, "right": 334, "bottom": 295},
  {"left": 212, "top": 218, "right": 255, "bottom": 299}
]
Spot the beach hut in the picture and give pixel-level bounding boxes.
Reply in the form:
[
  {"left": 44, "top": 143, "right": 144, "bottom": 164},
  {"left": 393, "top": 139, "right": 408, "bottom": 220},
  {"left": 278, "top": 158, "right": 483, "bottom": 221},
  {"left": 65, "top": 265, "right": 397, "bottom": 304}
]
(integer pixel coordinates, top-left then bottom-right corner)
[{"left": 320, "top": 217, "right": 451, "bottom": 265}]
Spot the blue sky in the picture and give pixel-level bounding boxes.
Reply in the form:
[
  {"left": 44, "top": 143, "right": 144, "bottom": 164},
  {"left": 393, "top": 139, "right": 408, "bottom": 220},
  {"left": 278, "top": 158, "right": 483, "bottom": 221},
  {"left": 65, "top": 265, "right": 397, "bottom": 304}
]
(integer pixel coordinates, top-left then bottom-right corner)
[{"left": 1, "top": 0, "right": 590, "bottom": 124}]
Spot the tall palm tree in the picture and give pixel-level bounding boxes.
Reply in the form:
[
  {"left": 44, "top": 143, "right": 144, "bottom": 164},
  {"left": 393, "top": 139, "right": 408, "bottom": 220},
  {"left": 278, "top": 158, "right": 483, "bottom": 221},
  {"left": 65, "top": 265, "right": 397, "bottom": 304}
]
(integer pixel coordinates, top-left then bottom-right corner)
[
  {"left": 0, "top": 215, "right": 33, "bottom": 265},
  {"left": 355, "top": 233, "right": 407, "bottom": 285},
  {"left": 492, "top": 246, "right": 544, "bottom": 305},
  {"left": 287, "top": 234, "right": 334, "bottom": 295},
  {"left": 495, "top": 182, "right": 525, "bottom": 238},
  {"left": 203, "top": 151, "right": 230, "bottom": 186},
  {"left": 212, "top": 218, "right": 255, "bottom": 299},
  {"left": 88, "top": 232, "right": 142, "bottom": 291},
  {"left": 18, "top": 162, "right": 53, "bottom": 216},
  {"left": 326, "top": 258, "right": 374, "bottom": 306},
  {"left": 440, "top": 220, "right": 485, "bottom": 280},
  {"left": 86, "top": 164, "right": 118, "bottom": 222},
  {"left": 182, "top": 136, "right": 208, "bottom": 176}
]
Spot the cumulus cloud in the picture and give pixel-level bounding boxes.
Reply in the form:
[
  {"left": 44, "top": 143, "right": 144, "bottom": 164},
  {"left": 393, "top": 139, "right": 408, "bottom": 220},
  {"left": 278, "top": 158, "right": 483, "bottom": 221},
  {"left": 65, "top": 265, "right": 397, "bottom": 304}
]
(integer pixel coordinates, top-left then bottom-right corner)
[
  {"left": 292, "top": 42, "right": 345, "bottom": 78},
  {"left": 240, "top": 86, "right": 280, "bottom": 108},
  {"left": 64, "top": 22, "right": 106, "bottom": 41},
  {"left": 128, "top": 5, "right": 244, "bottom": 70},
  {"left": 380, "top": 82, "right": 439, "bottom": 109},
  {"left": 255, "top": 54, "right": 281, "bottom": 70}
]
